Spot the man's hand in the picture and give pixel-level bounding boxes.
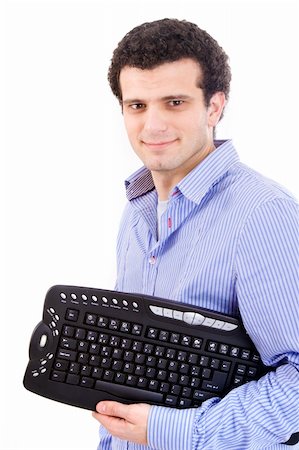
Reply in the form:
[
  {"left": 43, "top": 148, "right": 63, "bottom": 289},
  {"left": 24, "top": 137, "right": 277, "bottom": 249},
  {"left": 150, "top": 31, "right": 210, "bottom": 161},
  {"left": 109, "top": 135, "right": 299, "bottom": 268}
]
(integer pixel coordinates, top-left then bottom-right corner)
[{"left": 92, "top": 401, "right": 151, "bottom": 445}]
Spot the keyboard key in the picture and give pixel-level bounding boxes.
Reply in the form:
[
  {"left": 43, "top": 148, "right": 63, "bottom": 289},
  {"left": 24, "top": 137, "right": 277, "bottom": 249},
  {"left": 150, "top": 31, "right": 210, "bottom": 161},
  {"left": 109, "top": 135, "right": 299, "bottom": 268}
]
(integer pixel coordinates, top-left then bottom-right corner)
[
  {"left": 178, "top": 398, "right": 192, "bottom": 407},
  {"left": 148, "top": 380, "right": 159, "bottom": 391},
  {"left": 188, "top": 353, "right": 198, "bottom": 364},
  {"left": 177, "top": 351, "right": 187, "bottom": 362},
  {"left": 165, "top": 395, "right": 178, "bottom": 406},
  {"left": 95, "top": 380, "right": 163, "bottom": 403},
  {"left": 236, "top": 364, "right": 246, "bottom": 375},
  {"left": 85, "top": 313, "right": 97, "bottom": 326},
  {"left": 126, "top": 375, "right": 137, "bottom": 386},
  {"left": 80, "top": 377, "right": 94, "bottom": 388},
  {"left": 199, "top": 356, "right": 209, "bottom": 367},
  {"left": 54, "top": 359, "right": 69, "bottom": 371},
  {"left": 81, "top": 365, "right": 91, "bottom": 376},
  {"left": 75, "top": 328, "right": 86, "bottom": 339},
  {"left": 248, "top": 366, "right": 257, "bottom": 377},
  {"left": 69, "top": 362, "right": 80, "bottom": 374},
  {"left": 57, "top": 349, "right": 77, "bottom": 361},
  {"left": 210, "top": 358, "right": 220, "bottom": 369},
  {"left": 159, "top": 330, "right": 169, "bottom": 342},
  {"left": 137, "top": 377, "right": 148, "bottom": 388},
  {"left": 86, "top": 331, "right": 98, "bottom": 342},
  {"left": 135, "top": 353, "right": 146, "bottom": 364},
  {"left": 230, "top": 347, "right": 240, "bottom": 358},
  {"left": 202, "top": 368, "right": 211, "bottom": 379},
  {"left": 147, "top": 328, "right": 159, "bottom": 339},
  {"left": 143, "top": 344, "right": 154, "bottom": 354},
  {"left": 241, "top": 349, "right": 251, "bottom": 360},
  {"left": 78, "top": 353, "right": 89, "bottom": 364},
  {"left": 191, "top": 366, "right": 200, "bottom": 377},
  {"left": 207, "top": 341, "right": 218, "bottom": 352},
  {"left": 51, "top": 371, "right": 66, "bottom": 382},
  {"left": 110, "top": 336, "right": 121, "bottom": 347},
  {"left": 159, "top": 382, "right": 170, "bottom": 393},
  {"left": 192, "top": 338, "right": 202, "bottom": 349},
  {"left": 132, "top": 324, "right": 142, "bottom": 335},
  {"left": 132, "top": 341, "right": 142, "bottom": 351},
  {"left": 170, "top": 333, "right": 180, "bottom": 344},
  {"left": 120, "top": 322, "right": 131, "bottom": 333},
  {"left": 92, "top": 368, "right": 103, "bottom": 379},
  {"left": 115, "top": 372, "right": 126, "bottom": 384},
  {"left": 181, "top": 387, "right": 192, "bottom": 398},
  {"left": 98, "top": 333, "right": 109, "bottom": 344},
  {"left": 179, "top": 363, "right": 189, "bottom": 374},
  {"left": 103, "top": 370, "right": 114, "bottom": 381},
  {"left": 109, "top": 319, "right": 120, "bottom": 331},
  {"left": 190, "top": 377, "right": 200, "bottom": 388},
  {"left": 66, "top": 374, "right": 80, "bottom": 385},
  {"left": 193, "top": 390, "right": 215, "bottom": 402},
  {"left": 219, "top": 344, "right": 229, "bottom": 355},
  {"left": 154, "top": 346, "right": 165, "bottom": 357},
  {"left": 221, "top": 361, "right": 231, "bottom": 372},
  {"left": 202, "top": 371, "right": 227, "bottom": 393},
  {"left": 165, "top": 348, "right": 176, "bottom": 359},
  {"left": 121, "top": 338, "right": 132, "bottom": 349},
  {"left": 65, "top": 309, "right": 79, "bottom": 322},
  {"left": 62, "top": 325, "right": 75, "bottom": 337},
  {"left": 170, "top": 385, "right": 181, "bottom": 395},
  {"left": 181, "top": 335, "right": 192, "bottom": 346},
  {"left": 97, "top": 317, "right": 109, "bottom": 328}
]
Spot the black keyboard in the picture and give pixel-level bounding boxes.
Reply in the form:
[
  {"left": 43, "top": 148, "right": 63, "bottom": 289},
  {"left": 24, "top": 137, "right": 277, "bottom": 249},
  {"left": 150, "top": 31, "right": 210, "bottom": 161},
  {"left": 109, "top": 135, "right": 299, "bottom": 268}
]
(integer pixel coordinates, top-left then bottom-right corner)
[
  {"left": 23, "top": 285, "right": 270, "bottom": 411},
  {"left": 23, "top": 285, "right": 299, "bottom": 446}
]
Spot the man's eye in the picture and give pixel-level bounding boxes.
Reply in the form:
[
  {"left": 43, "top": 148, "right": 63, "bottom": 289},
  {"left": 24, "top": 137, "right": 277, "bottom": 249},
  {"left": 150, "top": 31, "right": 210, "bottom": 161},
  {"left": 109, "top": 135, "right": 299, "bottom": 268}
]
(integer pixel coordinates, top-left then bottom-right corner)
[
  {"left": 169, "top": 100, "right": 184, "bottom": 107},
  {"left": 130, "top": 103, "right": 145, "bottom": 110}
]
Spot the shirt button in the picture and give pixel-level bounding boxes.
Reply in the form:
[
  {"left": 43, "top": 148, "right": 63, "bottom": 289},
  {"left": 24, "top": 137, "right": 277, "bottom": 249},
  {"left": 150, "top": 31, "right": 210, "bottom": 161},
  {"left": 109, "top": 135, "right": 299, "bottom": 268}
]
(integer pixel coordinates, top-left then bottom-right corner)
[{"left": 149, "top": 256, "right": 156, "bottom": 265}]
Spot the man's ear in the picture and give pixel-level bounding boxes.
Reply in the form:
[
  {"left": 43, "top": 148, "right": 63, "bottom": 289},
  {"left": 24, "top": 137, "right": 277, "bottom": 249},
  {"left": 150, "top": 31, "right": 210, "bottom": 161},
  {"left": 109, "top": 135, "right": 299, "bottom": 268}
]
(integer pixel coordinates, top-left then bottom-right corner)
[{"left": 207, "top": 92, "right": 226, "bottom": 127}]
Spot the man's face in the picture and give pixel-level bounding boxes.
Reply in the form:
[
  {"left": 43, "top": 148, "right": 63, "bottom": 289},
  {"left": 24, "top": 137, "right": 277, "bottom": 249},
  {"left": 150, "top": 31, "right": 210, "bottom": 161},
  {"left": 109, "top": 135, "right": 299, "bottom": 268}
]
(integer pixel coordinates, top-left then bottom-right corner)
[{"left": 119, "top": 58, "right": 223, "bottom": 183}]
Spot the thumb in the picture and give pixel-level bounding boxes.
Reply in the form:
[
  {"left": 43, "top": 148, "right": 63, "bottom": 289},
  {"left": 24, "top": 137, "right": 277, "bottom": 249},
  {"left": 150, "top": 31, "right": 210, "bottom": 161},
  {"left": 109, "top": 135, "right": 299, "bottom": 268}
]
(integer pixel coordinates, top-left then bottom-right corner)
[{"left": 96, "top": 401, "right": 129, "bottom": 418}]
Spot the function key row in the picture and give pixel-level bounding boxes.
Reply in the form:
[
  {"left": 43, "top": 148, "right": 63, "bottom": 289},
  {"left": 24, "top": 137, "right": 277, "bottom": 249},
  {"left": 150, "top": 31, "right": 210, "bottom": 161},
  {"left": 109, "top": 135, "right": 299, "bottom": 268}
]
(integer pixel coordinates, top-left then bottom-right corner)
[
  {"left": 64, "top": 309, "right": 143, "bottom": 336},
  {"left": 146, "top": 327, "right": 202, "bottom": 349},
  {"left": 206, "top": 340, "right": 260, "bottom": 363}
]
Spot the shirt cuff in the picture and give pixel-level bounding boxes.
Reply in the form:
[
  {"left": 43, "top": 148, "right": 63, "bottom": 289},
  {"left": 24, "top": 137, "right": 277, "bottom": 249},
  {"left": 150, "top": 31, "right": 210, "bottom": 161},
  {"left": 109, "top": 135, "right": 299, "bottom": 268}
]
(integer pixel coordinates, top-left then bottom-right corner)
[{"left": 147, "top": 405, "right": 198, "bottom": 450}]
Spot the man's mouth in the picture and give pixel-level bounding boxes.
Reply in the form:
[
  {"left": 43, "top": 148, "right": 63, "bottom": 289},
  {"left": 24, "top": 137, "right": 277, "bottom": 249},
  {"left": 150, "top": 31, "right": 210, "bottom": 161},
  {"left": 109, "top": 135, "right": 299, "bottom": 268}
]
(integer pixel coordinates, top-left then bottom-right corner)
[{"left": 142, "top": 139, "right": 178, "bottom": 149}]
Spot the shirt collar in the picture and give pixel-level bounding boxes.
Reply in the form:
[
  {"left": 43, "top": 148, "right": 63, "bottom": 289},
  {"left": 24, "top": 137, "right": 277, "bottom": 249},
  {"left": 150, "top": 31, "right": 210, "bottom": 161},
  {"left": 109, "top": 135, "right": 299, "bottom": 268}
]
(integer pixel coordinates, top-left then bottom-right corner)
[{"left": 125, "top": 140, "right": 239, "bottom": 203}]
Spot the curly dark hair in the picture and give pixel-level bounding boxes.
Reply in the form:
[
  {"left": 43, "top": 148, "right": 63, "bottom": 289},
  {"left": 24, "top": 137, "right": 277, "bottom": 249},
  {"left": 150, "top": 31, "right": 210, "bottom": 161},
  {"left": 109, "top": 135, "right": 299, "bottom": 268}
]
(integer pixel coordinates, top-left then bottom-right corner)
[{"left": 108, "top": 18, "right": 231, "bottom": 113}]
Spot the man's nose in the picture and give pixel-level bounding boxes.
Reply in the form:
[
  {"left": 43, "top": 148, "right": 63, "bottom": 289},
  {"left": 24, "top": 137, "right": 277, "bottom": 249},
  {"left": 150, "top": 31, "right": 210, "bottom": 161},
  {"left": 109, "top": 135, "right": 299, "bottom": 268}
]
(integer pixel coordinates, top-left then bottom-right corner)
[{"left": 143, "top": 106, "right": 168, "bottom": 133}]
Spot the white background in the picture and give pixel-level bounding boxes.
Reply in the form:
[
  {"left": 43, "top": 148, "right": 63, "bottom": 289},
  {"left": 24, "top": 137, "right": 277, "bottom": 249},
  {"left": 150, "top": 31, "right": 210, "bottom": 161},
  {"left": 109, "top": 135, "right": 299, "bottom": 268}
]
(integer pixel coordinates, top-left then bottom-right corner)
[{"left": 2, "top": 0, "right": 299, "bottom": 449}]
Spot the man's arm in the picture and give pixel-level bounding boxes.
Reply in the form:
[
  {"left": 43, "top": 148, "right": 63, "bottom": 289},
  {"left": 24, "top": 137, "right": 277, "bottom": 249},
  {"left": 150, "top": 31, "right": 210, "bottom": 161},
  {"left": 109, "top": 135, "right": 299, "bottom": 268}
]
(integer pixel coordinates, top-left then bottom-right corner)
[{"left": 94, "top": 198, "right": 299, "bottom": 448}]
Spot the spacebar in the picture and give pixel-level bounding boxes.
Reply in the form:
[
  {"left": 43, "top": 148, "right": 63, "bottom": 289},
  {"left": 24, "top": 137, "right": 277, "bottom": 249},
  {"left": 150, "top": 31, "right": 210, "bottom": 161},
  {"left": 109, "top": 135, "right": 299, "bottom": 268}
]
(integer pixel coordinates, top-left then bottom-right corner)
[{"left": 95, "top": 380, "right": 164, "bottom": 403}]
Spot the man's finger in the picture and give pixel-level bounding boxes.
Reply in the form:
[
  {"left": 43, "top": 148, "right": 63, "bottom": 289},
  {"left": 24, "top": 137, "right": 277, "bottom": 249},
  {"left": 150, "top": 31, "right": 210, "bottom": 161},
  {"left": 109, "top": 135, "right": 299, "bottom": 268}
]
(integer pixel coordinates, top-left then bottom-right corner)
[{"left": 95, "top": 401, "right": 130, "bottom": 419}]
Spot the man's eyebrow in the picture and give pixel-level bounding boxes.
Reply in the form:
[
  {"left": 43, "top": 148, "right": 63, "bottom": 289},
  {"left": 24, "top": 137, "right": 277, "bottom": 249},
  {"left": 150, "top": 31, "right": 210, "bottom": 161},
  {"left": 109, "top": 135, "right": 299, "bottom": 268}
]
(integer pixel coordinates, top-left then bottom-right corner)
[
  {"left": 161, "top": 95, "right": 193, "bottom": 101},
  {"left": 122, "top": 98, "right": 144, "bottom": 105},
  {"left": 122, "top": 95, "right": 193, "bottom": 105}
]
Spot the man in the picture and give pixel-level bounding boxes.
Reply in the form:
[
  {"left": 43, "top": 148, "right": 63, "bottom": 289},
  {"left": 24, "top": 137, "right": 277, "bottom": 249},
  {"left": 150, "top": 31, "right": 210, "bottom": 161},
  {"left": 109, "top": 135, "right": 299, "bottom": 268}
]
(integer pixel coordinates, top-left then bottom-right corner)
[{"left": 92, "top": 19, "right": 299, "bottom": 449}]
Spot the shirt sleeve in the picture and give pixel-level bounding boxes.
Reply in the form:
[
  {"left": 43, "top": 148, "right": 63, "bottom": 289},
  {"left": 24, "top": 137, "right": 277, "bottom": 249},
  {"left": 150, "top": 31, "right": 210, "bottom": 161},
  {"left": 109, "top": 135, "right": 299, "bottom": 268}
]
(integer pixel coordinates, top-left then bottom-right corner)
[
  {"left": 147, "top": 198, "right": 299, "bottom": 449},
  {"left": 97, "top": 425, "right": 112, "bottom": 450}
]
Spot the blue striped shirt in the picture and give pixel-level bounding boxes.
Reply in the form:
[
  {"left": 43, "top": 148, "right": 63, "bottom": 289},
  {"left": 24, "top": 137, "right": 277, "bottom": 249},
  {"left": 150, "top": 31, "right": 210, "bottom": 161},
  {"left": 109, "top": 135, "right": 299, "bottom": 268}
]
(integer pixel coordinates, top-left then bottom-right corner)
[{"left": 98, "top": 140, "right": 299, "bottom": 449}]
